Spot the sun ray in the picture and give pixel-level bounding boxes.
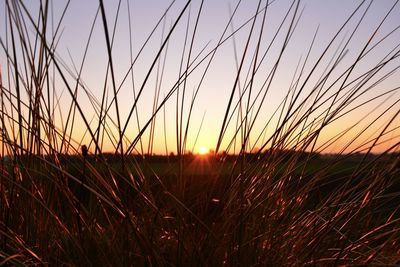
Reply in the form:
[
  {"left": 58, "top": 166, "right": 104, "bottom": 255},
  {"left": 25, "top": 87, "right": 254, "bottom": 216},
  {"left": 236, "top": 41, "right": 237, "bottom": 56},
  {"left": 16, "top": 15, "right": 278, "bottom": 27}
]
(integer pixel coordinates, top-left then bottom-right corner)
[{"left": 199, "top": 146, "right": 209, "bottom": 155}]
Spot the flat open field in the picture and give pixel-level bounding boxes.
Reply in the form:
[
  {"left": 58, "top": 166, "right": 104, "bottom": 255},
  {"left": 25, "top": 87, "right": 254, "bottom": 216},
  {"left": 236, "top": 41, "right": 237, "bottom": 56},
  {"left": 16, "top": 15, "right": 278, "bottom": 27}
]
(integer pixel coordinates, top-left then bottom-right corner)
[{"left": 2, "top": 0, "right": 400, "bottom": 265}]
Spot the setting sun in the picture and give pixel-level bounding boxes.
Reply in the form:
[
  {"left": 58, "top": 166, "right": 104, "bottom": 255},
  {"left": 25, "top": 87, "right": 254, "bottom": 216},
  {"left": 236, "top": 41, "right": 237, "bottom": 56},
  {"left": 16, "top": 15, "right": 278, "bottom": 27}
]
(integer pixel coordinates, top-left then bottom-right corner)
[
  {"left": 199, "top": 146, "right": 209, "bottom": 155},
  {"left": 2, "top": 1, "right": 400, "bottom": 265}
]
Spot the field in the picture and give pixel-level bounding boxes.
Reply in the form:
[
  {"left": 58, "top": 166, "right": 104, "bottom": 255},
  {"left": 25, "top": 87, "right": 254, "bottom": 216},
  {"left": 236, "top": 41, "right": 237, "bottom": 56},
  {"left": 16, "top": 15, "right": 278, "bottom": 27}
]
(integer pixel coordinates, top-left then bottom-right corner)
[
  {"left": 2, "top": 151, "right": 400, "bottom": 265},
  {"left": 2, "top": 0, "right": 400, "bottom": 266}
]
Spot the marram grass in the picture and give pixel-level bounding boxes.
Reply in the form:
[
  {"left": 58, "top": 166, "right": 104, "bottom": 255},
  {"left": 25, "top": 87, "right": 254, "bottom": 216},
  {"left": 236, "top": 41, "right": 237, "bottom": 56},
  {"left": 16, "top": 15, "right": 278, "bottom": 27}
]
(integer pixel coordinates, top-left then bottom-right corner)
[{"left": 1, "top": 0, "right": 400, "bottom": 266}]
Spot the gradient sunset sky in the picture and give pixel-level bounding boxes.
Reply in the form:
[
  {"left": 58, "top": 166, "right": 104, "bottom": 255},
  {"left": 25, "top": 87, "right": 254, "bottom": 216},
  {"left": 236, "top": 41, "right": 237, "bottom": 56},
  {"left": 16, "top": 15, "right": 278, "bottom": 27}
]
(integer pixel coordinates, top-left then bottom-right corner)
[{"left": 1, "top": 0, "right": 400, "bottom": 155}]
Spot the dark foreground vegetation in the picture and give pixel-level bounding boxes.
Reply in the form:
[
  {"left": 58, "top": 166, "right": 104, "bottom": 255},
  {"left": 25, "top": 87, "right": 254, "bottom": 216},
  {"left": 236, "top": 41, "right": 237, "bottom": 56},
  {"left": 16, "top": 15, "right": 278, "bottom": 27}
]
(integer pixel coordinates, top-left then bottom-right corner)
[
  {"left": 2, "top": 0, "right": 400, "bottom": 265},
  {"left": 2, "top": 151, "right": 400, "bottom": 265}
]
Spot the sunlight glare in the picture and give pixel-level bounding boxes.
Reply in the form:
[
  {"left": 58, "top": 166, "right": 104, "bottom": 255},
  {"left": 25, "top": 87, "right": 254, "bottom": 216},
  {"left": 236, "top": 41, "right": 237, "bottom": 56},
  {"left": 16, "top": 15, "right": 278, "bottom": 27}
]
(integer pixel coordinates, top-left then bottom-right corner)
[{"left": 199, "top": 146, "right": 208, "bottom": 155}]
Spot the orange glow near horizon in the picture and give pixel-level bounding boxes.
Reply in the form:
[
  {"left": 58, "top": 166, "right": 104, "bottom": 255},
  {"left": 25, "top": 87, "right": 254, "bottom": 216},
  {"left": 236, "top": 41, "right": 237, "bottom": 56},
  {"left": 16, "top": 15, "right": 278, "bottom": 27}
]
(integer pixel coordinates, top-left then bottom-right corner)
[
  {"left": 199, "top": 146, "right": 209, "bottom": 155},
  {"left": 0, "top": 1, "right": 399, "bottom": 157}
]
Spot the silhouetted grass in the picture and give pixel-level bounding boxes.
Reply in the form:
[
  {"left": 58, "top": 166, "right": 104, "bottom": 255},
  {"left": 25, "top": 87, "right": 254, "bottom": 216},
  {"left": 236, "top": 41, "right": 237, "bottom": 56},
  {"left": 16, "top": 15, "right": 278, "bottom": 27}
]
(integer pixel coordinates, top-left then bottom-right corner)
[{"left": 1, "top": 0, "right": 400, "bottom": 265}]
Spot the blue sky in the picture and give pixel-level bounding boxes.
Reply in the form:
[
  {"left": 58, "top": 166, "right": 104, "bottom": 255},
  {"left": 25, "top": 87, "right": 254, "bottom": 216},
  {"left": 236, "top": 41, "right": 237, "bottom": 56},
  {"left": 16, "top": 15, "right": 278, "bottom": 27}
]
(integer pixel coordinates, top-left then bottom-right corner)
[{"left": 1, "top": 0, "right": 400, "bottom": 155}]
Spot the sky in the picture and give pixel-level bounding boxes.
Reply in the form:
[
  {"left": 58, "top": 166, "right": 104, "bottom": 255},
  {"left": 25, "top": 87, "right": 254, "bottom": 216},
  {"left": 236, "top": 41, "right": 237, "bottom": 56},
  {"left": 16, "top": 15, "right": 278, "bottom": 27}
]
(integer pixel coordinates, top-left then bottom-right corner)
[{"left": 1, "top": 0, "right": 400, "bottom": 155}]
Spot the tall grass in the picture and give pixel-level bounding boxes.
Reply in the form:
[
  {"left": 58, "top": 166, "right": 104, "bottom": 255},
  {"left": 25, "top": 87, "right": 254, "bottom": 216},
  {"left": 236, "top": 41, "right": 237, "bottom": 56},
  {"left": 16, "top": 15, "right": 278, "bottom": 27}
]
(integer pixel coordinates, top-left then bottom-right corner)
[{"left": 1, "top": 0, "right": 400, "bottom": 265}]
